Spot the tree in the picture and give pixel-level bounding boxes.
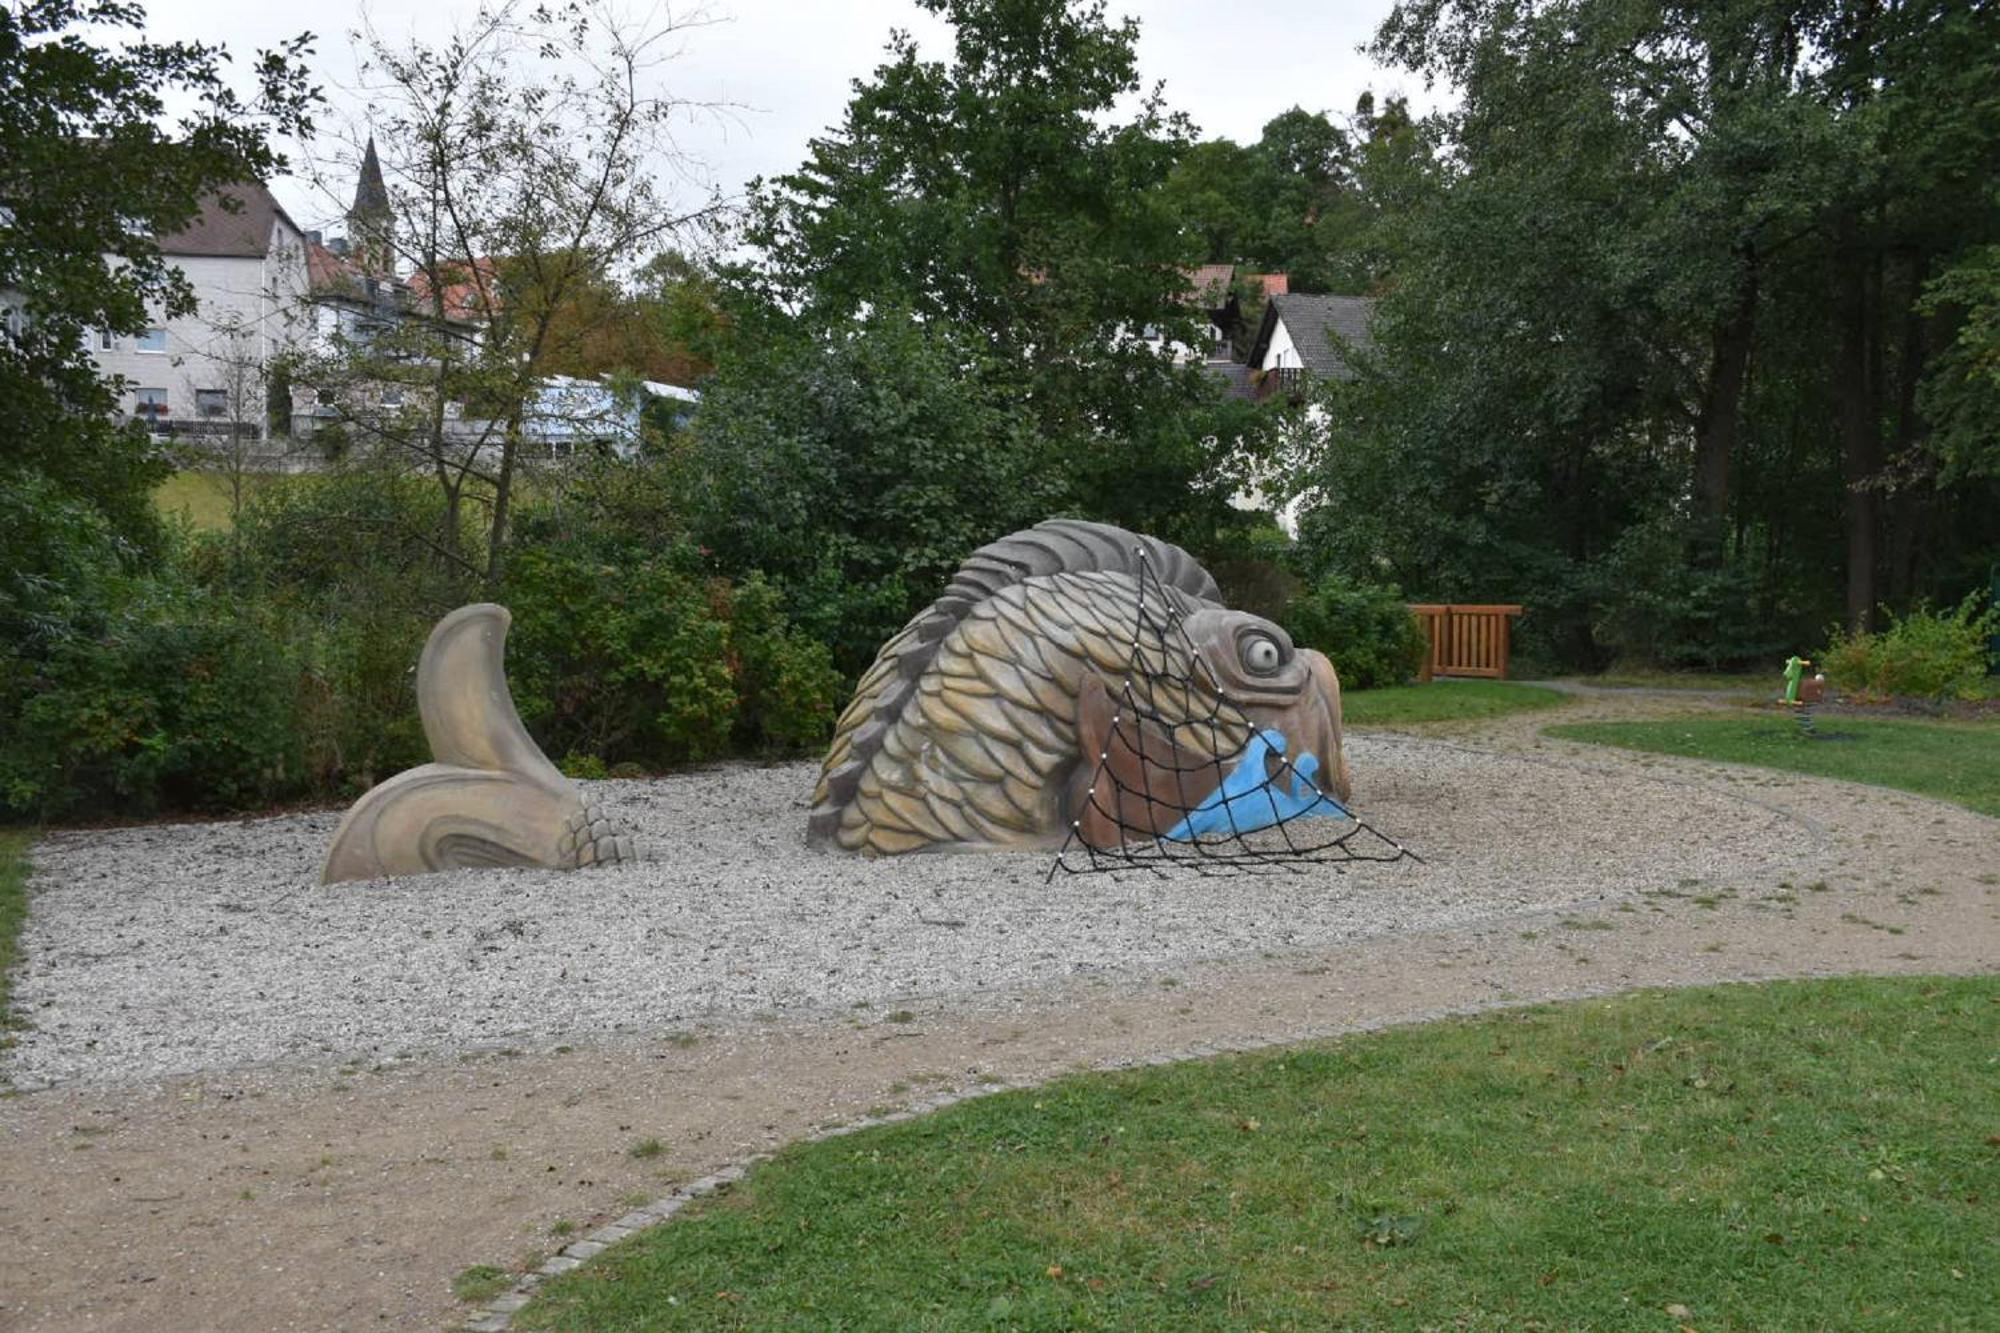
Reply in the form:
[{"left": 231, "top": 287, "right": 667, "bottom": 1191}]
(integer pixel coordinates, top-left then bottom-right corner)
[
  {"left": 523, "top": 252, "right": 715, "bottom": 387},
  {"left": 1296, "top": 0, "right": 2000, "bottom": 666},
  {"left": 0, "top": 0, "right": 315, "bottom": 615},
  {"left": 1160, "top": 103, "right": 1389, "bottom": 294},
  {"left": 678, "top": 306, "right": 1066, "bottom": 672},
  {"left": 737, "top": 0, "right": 1274, "bottom": 548},
  {"left": 297, "top": 0, "right": 722, "bottom": 586}
]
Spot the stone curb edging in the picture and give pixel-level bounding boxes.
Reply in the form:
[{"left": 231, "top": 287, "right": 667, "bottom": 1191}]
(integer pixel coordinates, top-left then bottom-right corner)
[
  {"left": 458, "top": 1081, "right": 1011, "bottom": 1331},
  {"left": 456, "top": 961, "right": 1998, "bottom": 1330}
]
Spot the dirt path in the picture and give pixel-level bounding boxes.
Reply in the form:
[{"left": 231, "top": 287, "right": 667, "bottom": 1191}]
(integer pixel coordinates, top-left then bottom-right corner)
[{"left": 3, "top": 695, "right": 1995, "bottom": 1332}]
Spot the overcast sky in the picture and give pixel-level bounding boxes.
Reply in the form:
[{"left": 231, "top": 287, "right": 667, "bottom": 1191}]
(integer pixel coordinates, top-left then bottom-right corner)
[{"left": 138, "top": 0, "right": 1441, "bottom": 236}]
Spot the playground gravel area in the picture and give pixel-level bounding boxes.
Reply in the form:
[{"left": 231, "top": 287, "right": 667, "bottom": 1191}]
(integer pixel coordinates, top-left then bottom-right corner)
[{"left": 4, "top": 734, "right": 1827, "bottom": 1089}]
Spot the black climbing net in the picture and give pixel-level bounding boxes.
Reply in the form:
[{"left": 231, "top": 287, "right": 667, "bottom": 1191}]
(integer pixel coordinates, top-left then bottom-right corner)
[{"left": 1048, "top": 550, "right": 1420, "bottom": 881}]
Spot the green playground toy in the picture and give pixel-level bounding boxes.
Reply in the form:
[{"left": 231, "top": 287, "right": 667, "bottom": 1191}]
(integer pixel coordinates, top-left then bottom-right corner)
[{"left": 1780, "top": 655, "right": 1826, "bottom": 734}]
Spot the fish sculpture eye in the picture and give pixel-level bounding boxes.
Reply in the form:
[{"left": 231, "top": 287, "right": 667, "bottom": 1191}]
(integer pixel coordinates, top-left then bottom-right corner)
[{"left": 1241, "top": 632, "right": 1284, "bottom": 675}]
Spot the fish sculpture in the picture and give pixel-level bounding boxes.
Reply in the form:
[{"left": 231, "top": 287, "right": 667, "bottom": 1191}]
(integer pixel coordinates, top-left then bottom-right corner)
[
  {"left": 808, "top": 520, "right": 1353, "bottom": 856},
  {"left": 320, "top": 603, "right": 636, "bottom": 883}
]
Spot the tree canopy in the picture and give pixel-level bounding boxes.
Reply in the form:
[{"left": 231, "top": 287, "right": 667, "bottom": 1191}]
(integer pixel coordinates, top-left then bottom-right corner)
[
  {"left": 0, "top": 0, "right": 315, "bottom": 591},
  {"left": 1294, "top": 0, "right": 2000, "bottom": 667},
  {"left": 700, "top": 0, "right": 1283, "bottom": 666}
]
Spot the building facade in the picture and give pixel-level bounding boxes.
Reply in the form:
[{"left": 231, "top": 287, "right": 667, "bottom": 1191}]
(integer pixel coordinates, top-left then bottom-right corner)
[{"left": 90, "top": 181, "right": 311, "bottom": 446}]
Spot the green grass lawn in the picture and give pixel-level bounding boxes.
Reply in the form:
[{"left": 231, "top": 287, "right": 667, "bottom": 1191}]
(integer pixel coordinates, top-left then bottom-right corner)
[
  {"left": 518, "top": 976, "right": 1997, "bottom": 1330},
  {"left": 152, "top": 470, "right": 287, "bottom": 531},
  {"left": 1549, "top": 715, "right": 2000, "bottom": 817},
  {"left": 1342, "top": 679, "right": 1566, "bottom": 727},
  {"left": 0, "top": 831, "right": 31, "bottom": 1029}
]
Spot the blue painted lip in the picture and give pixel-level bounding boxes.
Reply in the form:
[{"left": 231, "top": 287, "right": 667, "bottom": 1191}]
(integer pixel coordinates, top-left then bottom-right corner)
[{"left": 1160, "top": 729, "right": 1351, "bottom": 843}]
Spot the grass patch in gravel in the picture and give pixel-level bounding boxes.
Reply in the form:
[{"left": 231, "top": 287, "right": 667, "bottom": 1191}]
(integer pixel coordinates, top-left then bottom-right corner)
[
  {"left": 1549, "top": 715, "right": 2000, "bottom": 816},
  {"left": 516, "top": 976, "right": 1997, "bottom": 1331},
  {"left": 1342, "top": 679, "right": 1565, "bottom": 727},
  {"left": 0, "top": 829, "right": 30, "bottom": 1029},
  {"left": 453, "top": 1264, "right": 514, "bottom": 1304}
]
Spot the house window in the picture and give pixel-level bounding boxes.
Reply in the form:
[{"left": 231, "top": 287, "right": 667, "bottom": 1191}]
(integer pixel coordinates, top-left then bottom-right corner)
[
  {"left": 97, "top": 329, "right": 116, "bottom": 350},
  {"left": 135, "top": 327, "right": 168, "bottom": 353},
  {"left": 133, "top": 388, "right": 169, "bottom": 431},
  {"left": 381, "top": 384, "right": 405, "bottom": 408},
  {"left": 196, "top": 389, "right": 228, "bottom": 418}
]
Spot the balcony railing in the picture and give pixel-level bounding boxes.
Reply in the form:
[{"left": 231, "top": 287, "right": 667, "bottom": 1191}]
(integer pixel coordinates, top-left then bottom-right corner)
[{"left": 1257, "top": 366, "right": 1306, "bottom": 402}]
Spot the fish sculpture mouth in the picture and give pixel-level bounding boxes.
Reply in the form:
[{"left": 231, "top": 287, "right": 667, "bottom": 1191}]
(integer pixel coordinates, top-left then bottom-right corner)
[{"left": 1159, "top": 728, "right": 1351, "bottom": 844}]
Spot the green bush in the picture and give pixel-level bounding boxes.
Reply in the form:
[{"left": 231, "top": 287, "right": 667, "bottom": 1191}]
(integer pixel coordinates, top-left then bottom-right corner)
[
  {"left": 1281, "top": 575, "right": 1428, "bottom": 690},
  {"left": 723, "top": 575, "right": 848, "bottom": 752},
  {"left": 1587, "top": 518, "right": 1793, "bottom": 670},
  {"left": 501, "top": 546, "right": 842, "bottom": 769},
  {"left": 292, "top": 604, "right": 433, "bottom": 796},
  {"left": 230, "top": 467, "right": 470, "bottom": 611},
  {"left": 1, "top": 585, "right": 304, "bottom": 819},
  {"left": 1821, "top": 593, "right": 1998, "bottom": 702}
]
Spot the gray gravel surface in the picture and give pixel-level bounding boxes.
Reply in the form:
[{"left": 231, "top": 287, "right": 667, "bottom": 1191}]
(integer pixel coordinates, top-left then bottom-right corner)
[{"left": 4, "top": 735, "right": 1826, "bottom": 1088}]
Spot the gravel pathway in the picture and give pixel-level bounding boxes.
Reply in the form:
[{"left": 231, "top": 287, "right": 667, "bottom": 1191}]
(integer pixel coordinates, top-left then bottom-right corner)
[{"left": 4, "top": 734, "right": 1825, "bottom": 1088}]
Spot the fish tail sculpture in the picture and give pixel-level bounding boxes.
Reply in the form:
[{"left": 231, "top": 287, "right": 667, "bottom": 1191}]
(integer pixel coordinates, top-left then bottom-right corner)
[
  {"left": 320, "top": 603, "right": 637, "bottom": 884},
  {"left": 809, "top": 519, "right": 1354, "bottom": 856}
]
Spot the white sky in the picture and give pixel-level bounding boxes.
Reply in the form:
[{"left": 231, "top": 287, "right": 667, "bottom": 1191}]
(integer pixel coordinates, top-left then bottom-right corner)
[{"left": 137, "top": 0, "right": 1442, "bottom": 237}]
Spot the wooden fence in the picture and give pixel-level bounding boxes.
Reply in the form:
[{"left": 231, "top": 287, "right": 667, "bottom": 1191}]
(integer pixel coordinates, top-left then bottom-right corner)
[{"left": 1409, "top": 604, "right": 1524, "bottom": 681}]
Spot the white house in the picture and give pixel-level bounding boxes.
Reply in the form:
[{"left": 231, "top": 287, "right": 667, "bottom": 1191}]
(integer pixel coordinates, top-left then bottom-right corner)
[
  {"left": 89, "top": 181, "right": 311, "bottom": 444},
  {"left": 1236, "top": 293, "right": 1377, "bottom": 533},
  {"left": 1246, "top": 292, "right": 1375, "bottom": 393}
]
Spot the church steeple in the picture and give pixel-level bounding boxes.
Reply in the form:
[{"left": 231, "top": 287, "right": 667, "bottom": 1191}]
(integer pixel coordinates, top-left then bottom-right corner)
[{"left": 346, "top": 136, "right": 393, "bottom": 275}]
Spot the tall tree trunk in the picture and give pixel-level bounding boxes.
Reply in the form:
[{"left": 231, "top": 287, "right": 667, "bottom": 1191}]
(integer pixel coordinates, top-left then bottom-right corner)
[
  {"left": 1691, "top": 247, "right": 1758, "bottom": 565},
  {"left": 486, "top": 428, "right": 518, "bottom": 589},
  {"left": 428, "top": 358, "right": 462, "bottom": 570},
  {"left": 1882, "top": 250, "right": 1931, "bottom": 604},
  {"left": 1836, "top": 223, "right": 1880, "bottom": 630}
]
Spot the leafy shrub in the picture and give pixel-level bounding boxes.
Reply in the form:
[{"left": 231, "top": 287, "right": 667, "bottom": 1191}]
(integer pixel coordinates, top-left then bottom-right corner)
[
  {"left": 1202, "top": 518, "right": 1300, "bottom": 626},
  {"left": 231, "top": 467, "right": 468, "bottom": 609},
  {"left": 1821, "top": 593, "right": 1998, "bottom": 702},
  {"left": 722, "top": 575, "right": 847, "bottom": 752},
  {"left": 289, "top": 602, "right": 433, "bottom": 796},
  {"left": 1, "top": 585, "right": 304, "bottom": 819},
  {"left": 502, "top": 544, "right": 737, "bottom": 765},
  {"left": 501, "top": 545, "right": 842, "bottom": 769},
  {"left": 1281, "top": 575, "right": 1428, "bottom": 690},
  {"left": 1588, "top": 519, "right": 1793, "bottom": 670},
  {"left": 559, "top": 751, "right": 610, "bottom": 780}
]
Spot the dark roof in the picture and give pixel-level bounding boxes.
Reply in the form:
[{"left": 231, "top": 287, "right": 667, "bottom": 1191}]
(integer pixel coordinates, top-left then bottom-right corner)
[
  {"left": 159, "top": 180, "right": 301, "bottom": 258},
  {"left": 350, "top": 137, "right": 390, "bottom": 219},
  {"left": 1247, "top": 293, "right": 1375, "bottom": 381},
  {"left": 1206, "top": 359, "right": 1259, "bottom": 402}
]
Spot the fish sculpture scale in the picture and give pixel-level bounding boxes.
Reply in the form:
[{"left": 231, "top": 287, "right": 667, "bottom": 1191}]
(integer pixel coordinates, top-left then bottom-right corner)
[{"left": 809, "top": 520, "right": 1353, "bottom": 856}]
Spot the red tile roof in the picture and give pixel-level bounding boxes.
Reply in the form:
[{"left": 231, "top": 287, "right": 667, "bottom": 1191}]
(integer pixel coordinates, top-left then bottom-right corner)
[{"left": 408, "top": 258, "right": 498, "bottom": 324}]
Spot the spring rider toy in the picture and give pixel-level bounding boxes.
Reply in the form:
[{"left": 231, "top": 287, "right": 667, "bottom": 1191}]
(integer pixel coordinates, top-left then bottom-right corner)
[{"left": 1780, "top": 654, "right": 1827, "bottom": 735}]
